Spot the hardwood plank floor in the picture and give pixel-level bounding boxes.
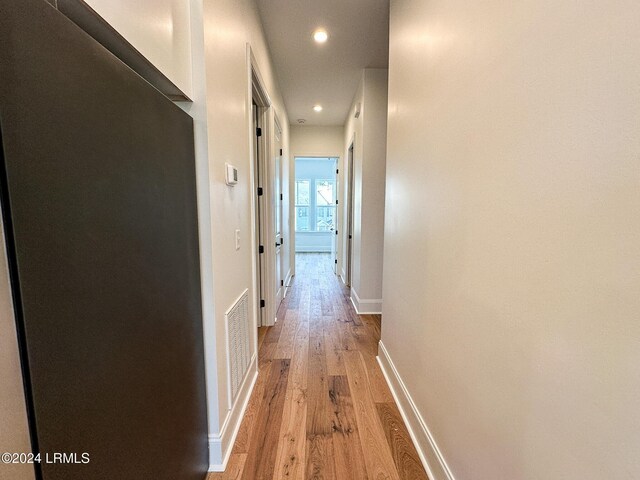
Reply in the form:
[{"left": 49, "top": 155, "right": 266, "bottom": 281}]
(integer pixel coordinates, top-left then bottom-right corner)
[
  {"left": 240, "top": 359, "right": 290, "bottom": 480},
  {"left": 329, "top": 375, "right": 368, "bottom": 480},
  {"left": 343, "top": 350, "right": 400, "bottom": 480},
  {"left": 377, "top": 402, "right": 430, "bottom": 480},
  {"left": 207, "top": 253, "right": 428, "bottom": 480},
  {"left": 273, "top": 387, "right": 307, "bottom": 479}
]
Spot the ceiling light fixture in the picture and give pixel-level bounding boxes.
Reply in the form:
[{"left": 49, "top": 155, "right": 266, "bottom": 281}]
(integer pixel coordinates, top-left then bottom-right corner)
[
  {"left": 313, "top": 105, "right": 323, "bottom": 112},
  {"left": 313, "top": 29, "right": 328, "bottom": 43}
]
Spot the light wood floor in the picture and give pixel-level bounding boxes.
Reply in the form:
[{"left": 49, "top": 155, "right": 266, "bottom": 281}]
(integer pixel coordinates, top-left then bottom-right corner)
[{"left": 207, "top": 253, "right": 429, "bottom": 480}]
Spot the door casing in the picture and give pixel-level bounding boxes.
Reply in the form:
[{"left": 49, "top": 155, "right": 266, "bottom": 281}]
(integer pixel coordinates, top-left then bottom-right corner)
[
  {"left": 346, "top": 142, "right": 355, "bottom": 286},
  {"left": 248, "top": 47, "right": 281, "bottom": 329}
]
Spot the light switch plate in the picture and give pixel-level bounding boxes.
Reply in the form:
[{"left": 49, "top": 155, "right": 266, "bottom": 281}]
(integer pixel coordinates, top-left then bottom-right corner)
[{"left": 226, "top": 163, "right": 238, "bottom": 186}]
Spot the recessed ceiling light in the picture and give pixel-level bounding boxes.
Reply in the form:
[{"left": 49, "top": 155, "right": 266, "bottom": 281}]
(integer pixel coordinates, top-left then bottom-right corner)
[
  {"left": 313, "top": 105, "right": 323, "bottom": 112},
  {"left": 313, "top": 29, "right": 328, "bottom": 43}
]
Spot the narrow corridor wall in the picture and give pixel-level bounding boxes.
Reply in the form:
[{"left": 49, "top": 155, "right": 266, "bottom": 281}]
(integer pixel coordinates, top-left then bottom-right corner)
[
  {"left": 381, "top": 0, "right": 640, "bottom": 478},
  {"left": 290, "top": 125, "right": 343, "bottom": 157},
  {"left": 343, "top": 69, "right": 388, "bottom": 313},
  {"left": 200, "top": 0, "right": 291, "bottom": 468}
]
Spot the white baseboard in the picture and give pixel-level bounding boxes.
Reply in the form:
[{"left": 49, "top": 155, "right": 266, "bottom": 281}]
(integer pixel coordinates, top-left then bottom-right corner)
[
  {"left": 350, "top": 288, "right": 382, "bottom": 314},
  {"left": 208, "top": 353, "right": 258, "bottom": 471},
  {"left": 295, "top": 247, "right": 332, "bottom": 253},
  {"left": 377, "top": 341, "right": 455, "bottom": 480}
]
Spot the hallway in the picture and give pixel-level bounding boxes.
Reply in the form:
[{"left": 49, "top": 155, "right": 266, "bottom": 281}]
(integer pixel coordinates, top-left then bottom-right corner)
[{"left": 208, "top": 253, "right": 428, "bottom": 480}]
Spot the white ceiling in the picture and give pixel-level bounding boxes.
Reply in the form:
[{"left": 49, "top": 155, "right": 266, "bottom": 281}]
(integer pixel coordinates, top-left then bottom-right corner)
[{"left": 255, "top": 0, "right": 389, "bottom": 126}]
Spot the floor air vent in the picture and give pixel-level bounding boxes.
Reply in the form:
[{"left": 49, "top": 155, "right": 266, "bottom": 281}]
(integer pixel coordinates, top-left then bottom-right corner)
[{"left": 225, "top": 289, "right": 251, "bottom": 402}]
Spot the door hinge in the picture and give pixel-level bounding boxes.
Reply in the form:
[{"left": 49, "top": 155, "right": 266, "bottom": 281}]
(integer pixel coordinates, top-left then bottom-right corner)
[
  {"left": 259, "top": 245, "right": 264, "bottom": 254},
  {"left": 281, "top": 238, "right": 284, "bottom": 246},
  {"left": 281, "top": 279, "right": 284, "bottom": 287},
  {"left": 257, "top": 187, "right": 263, "bottom": 196},
  {"left": 336, "top": 199, "right": 339, "bottom": 205},
  {"left": 279, "top": 148, "right": 283, "bottom": 155},
  {"left": 280, "top": 193, "right": 283, "bottom": 201},
  {"left": 256, "top": 127, "right": 262, "bottom": 137},
  {"left": 334, "top": 259, "right": 338, "bottom": 264},
  {"left": 260, "top": 299, "right": 265, "bottom": 308},
  {"left": 335, "top": 230, "right": 338, "bottom": 235},
  {"left": 349, "top": 234, "right": 352, "bottom": 239},
  {"left": 336, "top": 168, "right": 339, "bottom": 174}
]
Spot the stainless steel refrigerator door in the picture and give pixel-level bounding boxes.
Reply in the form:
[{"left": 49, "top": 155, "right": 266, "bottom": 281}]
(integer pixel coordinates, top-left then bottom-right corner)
[{"left": 0, "top": 1, "right": 208, "bottom": 479}]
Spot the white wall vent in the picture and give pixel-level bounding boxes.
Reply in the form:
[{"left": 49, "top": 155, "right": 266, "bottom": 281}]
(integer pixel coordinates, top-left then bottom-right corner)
[{"left": 225, "top": 289, "right": 251, "bottom": 403}]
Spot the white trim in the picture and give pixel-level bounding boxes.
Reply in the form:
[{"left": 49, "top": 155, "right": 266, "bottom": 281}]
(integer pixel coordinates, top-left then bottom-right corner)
[
  {"left": 350, "top": 288, "right": 382, "bottom": 314},
  {"left": 247, "top": 44, "right": 277, "bottom": 328},
  {"left": 180, "top": 0, "right": 220, "bottom": 455},
  {"left": 283, "top": 268, "right": 293, "bottom": 297},
  {"left": 291, "top": 153, "right": 341, "bottom": 284},
  {"left": 291, "top": 153, "right": 343, "bottom": 160},
  {"left": 377, "top": 341, "right": 455, "bottom": 480},
  {"left": 247, "top": 44, "right": 260, "bottom": 332},
  {"left": 208, "top": 353, "right": 258, "bottom": 471},
  {"left": 339, "top": 268, "right": 347, "bottom": 286},
  {"left": 295, "top": 246, "right": 332, "bottom": 253}
]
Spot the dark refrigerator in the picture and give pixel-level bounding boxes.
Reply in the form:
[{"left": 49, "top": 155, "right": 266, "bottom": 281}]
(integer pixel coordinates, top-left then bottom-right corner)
[{"left": 0, "top": 1, "right": 208, "bottom": 479}]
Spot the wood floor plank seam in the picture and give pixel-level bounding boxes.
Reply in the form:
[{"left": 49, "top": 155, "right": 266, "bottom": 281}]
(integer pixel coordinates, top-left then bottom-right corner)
[{"left": 208, "top": 254, "right": 428, "bottom": 480}]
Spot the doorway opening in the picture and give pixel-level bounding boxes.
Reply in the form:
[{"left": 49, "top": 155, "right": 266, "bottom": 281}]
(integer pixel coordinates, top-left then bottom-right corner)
[{"left": 294, "top": 157, "right": 339, "bottom": 273}]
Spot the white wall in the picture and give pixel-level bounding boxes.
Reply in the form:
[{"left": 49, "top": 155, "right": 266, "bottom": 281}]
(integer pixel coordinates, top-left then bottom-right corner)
[
  {"left": 84, "top": 0, "right": 193, "bottom": 97},
  {"left": 0, "top": 214, "right": 34, "bottom": 480},
  {"left": 382, "top": 0, "right": 640, "bottom": 479},
  {"left": 290, "top": 125, "right": 343, "bottom": 157},
  {"left": 343, "top": 77, "right": 363, "bottom": 290},
  {"left": 200, "top": 0, "right": 290, "bottom": 467},
  {"left": 343, "top": 69, "right": 388, "bottom": 313},
  {"left": 296, "top": 234, "right": 331, "bottom": 253}
]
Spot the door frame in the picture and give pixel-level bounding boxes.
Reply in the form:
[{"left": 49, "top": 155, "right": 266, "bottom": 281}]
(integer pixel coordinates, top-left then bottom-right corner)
[
  {"left": 292, "top": 155, "right": 340, "bottom": 264},
  {"left": 331, "top": 157, "right": 339, "bottom": 272},
  {"left": 345, "top": 138, "right": 355, "bottom": 286},
  {"left": 273, "top": 114, "right": 284, "bottom": 316},
  {"left": 248, "top": 46, "right": 277, "bottom": 329}
]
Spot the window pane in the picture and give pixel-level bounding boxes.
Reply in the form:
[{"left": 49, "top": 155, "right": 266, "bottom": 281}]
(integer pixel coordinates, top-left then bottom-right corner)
[
  {"left": 295, "top": 206, "right": 310, "bottom": 231},
  {"left": 316, "top": 206, "right": 335, "bottom": 231},
  {"left": 316, "top": 180, "right": 334, "bottom": 206},
  {"left": 295, "top": 180, "right": 310, "bottom": 205}
]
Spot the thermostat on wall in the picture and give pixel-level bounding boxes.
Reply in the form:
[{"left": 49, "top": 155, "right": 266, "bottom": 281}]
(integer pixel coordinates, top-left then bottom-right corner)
[{"left": 225, "top": 163, "right": 238, "bottom": 186}]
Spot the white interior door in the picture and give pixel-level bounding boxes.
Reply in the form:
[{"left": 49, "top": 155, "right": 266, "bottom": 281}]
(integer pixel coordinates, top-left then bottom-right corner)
[{"left": 274, "top": 123, "right": 284, "bottom": 310}]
